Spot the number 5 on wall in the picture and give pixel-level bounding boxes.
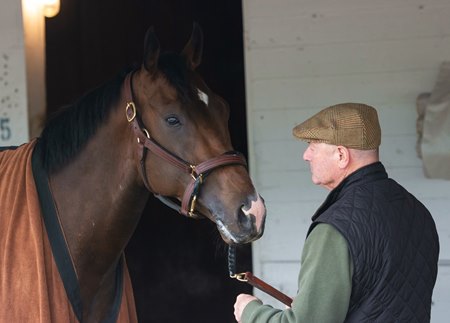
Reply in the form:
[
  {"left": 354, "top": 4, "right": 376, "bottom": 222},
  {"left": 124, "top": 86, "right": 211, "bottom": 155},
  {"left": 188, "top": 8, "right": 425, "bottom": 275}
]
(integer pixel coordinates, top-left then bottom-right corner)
[{"left": 0, "top": 118, "right": 11, "bottom": 141}]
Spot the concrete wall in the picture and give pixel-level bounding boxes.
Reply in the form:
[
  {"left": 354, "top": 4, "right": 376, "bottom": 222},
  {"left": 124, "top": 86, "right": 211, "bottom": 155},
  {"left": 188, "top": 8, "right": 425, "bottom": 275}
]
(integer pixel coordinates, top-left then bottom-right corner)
[{"left": 243, "top": 0, "right": 450, "bottom": 321}]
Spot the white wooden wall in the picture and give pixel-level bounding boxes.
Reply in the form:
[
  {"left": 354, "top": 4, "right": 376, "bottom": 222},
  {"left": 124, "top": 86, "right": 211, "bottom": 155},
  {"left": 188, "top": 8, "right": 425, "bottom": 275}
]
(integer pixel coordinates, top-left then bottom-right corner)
[
  {"left": 0, "top": 0, "right": 47, "bottom": 146},
  {"left": 243, "top": 1, "right": 450, "bottom": 321},
  {"left": 0, "top": 0, "right": 29, "bottom": 145}
]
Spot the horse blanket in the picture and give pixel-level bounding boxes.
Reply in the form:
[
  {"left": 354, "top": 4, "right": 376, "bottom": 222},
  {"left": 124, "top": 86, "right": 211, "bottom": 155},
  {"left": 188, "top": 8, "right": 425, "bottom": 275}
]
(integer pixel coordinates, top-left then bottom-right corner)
[{"left": 0, "top": 140, "right": 137, "bottom": 322}]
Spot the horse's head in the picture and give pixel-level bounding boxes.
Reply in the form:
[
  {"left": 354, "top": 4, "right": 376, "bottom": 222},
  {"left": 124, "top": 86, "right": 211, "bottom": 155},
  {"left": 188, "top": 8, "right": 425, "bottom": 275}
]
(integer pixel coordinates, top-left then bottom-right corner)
[{"left": 126, "top": 24, "right": 266, "bottom": 245}]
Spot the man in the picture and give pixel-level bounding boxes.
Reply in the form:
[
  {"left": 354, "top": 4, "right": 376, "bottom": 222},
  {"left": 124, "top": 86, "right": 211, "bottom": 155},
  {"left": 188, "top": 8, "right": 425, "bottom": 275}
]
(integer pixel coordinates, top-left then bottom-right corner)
[{"left": 234, "top": 103, "right": 440, "bottom": 322}]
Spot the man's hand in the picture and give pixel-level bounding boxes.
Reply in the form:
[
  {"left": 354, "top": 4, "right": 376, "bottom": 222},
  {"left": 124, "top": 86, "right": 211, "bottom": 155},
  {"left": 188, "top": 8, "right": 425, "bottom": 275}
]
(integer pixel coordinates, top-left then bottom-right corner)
[{"left": 234, "top": 293, "right": 259, "bottom": 322}]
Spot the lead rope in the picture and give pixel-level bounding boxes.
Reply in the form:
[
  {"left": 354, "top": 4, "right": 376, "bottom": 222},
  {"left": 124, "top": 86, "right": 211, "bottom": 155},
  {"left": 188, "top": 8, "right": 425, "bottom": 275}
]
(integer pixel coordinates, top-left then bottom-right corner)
[
  {"left": 228, "top": 245, "right": 238, "bottom": 278},
  {"left": 228, "top": 246, "right": 294, "bottom": 307}
]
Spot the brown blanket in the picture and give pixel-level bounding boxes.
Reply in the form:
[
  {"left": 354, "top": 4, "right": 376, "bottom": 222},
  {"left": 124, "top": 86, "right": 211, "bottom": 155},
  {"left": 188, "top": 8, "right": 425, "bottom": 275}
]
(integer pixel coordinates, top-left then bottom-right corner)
[{"left": 0, "top": 141, "right": 137, "bottom": 322}]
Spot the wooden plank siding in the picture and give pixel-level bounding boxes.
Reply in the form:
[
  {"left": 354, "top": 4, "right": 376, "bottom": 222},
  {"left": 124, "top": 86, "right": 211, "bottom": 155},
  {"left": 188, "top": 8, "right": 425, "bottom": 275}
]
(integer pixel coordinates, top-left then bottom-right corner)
[
  {"left": 0, "top": 0, "right": 29, "bottom": 146},
  {"left": 243, "top": 0, "right": 450, "bottom": 320}
]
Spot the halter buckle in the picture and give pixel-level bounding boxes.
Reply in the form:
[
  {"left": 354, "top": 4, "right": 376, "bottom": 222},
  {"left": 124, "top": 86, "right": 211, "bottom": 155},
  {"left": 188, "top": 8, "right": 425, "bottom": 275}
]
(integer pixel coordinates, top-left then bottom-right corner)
[
  {"left": 230, "top": 272, "right": 248, "bottom": 282},
  {"left": 142, "top": 128, "right": 151, "bottom": 139},
  {"left": 189, "top": 165, "right": 203, "bottom": 183},
  {"left": 188, "top": 195, "right": 198, "bottom": 217},
  {"left": 126, "top": 102, "right": 137, "bottom": 122}
]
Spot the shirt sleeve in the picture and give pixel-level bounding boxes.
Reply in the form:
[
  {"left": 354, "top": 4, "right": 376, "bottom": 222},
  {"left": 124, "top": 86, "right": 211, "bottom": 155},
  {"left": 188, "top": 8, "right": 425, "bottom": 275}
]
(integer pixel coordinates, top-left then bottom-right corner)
[{"left": 241, "top": 223, "right": 352, "bottom": 323}]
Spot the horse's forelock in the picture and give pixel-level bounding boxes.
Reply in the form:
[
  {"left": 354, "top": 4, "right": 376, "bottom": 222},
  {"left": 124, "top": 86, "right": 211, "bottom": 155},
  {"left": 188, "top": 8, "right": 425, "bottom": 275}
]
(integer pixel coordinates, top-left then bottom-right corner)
[{"left": 157, "top": 52, "right": 195, "bottom": 104}]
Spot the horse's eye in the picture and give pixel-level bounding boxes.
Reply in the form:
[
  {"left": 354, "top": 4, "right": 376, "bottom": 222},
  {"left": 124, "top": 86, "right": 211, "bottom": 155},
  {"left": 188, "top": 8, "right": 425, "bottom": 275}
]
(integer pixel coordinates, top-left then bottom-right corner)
[{"left": 165, "top": 116, "right": 181, "bottom": 127}]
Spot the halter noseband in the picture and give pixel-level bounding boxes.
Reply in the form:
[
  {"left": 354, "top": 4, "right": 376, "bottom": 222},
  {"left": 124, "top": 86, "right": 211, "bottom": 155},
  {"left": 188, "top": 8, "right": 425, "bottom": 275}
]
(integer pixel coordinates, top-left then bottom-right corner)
[{"left": 123, "top": 72, "right": 247, "bottom": 218}]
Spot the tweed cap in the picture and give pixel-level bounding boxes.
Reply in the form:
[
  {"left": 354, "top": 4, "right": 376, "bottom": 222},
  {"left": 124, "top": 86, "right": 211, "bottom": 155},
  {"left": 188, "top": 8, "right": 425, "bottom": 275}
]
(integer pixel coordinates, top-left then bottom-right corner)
[{"left": 293, "top": 103, "right": 381, "bottom": 150}]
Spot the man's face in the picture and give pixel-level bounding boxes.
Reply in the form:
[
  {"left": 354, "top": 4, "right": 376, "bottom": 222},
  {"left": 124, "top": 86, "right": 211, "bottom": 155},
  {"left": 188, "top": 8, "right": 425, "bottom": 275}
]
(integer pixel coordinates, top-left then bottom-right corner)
[{"left": 302, "top": 142, "right": 341, "bottom": 190}]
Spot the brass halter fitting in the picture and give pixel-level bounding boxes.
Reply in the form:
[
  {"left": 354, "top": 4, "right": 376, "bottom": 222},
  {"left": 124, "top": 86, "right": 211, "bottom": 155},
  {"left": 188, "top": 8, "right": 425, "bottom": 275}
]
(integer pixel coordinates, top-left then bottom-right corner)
[
  {"left": 230, "top": 272, "right": 248, "bottom": 282},
  {"left": 188, "top": 195, "right": 198, "bottom": 217},
  {"left": 142, "top": 128, "right": 151, "bottom": 139},
  {"left": 126, "top": 102, "right": 137, "bottom": 122},
  {"left": 188, "top": 165, "right": 203, "bottom": 217},
  {"left": 189, "top": 165, "right": 203, "bottom": 183}
]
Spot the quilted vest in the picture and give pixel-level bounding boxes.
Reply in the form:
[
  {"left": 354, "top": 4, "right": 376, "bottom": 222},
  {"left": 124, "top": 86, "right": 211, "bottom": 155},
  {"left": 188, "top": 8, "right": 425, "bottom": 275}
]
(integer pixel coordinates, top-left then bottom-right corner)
[{"left": 308, "top": 162, "right": 439, "bottom": 323}]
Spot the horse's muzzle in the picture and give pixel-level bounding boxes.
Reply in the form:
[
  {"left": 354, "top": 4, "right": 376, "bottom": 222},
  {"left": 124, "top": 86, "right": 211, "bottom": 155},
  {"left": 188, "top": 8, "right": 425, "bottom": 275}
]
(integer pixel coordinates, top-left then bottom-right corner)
[{"left": 215, "top": 194, "right": 266, "bottom": 245}]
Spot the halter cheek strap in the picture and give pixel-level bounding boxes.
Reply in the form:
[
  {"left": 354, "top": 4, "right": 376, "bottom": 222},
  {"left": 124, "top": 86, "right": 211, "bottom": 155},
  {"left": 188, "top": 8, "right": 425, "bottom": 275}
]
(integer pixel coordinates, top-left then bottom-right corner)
[{"left": 123, "top": 72, "right": 247, "bottom": 218}]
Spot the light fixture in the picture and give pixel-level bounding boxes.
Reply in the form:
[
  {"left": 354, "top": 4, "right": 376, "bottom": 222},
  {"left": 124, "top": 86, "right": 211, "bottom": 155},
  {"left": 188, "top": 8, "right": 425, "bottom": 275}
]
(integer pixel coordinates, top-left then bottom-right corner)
[
  {"left": 22, "top": 0, "right": 60, "bottom": 18},
  {"left": 42, "top": 0, "right": 60, "bottom": 18}
]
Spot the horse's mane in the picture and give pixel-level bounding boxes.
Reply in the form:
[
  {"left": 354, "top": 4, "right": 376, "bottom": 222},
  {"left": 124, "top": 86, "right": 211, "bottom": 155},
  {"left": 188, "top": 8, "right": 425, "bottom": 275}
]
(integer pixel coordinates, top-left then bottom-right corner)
[{"left": 40, "top": 53, "right": 195, "bottom": 173}]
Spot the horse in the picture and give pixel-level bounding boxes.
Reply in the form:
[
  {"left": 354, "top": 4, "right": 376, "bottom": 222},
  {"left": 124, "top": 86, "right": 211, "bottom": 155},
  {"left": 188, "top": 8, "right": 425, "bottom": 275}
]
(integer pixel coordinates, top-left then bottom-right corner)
[{"left": 0, "top": 24, "right": 266, "bottom": 322}]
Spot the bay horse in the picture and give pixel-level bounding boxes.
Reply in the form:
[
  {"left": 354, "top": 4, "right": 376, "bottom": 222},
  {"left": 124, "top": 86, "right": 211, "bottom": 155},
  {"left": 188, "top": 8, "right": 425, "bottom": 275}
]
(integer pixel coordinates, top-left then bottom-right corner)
[{"left": 0, "top": 24, "right": 265, "bottom": 322}]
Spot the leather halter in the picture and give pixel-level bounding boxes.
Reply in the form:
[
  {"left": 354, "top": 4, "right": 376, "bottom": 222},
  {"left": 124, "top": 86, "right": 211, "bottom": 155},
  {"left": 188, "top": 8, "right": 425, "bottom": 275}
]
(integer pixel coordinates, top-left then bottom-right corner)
[{"left": 123, "top": 72, "right": 247, "bottom": 218}]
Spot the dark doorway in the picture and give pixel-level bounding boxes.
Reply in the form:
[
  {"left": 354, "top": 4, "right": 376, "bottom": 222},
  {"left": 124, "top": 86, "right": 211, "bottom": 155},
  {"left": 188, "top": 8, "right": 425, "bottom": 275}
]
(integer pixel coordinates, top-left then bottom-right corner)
[{"left": 45, "top": 1, "right": 252, "bottom": 322}]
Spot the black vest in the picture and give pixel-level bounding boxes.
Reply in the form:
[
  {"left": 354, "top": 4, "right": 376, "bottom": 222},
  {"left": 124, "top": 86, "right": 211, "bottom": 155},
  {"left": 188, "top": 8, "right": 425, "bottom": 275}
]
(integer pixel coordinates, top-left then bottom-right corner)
[{"left": 308, "top": 162, "right": 439, "bottom": 323}]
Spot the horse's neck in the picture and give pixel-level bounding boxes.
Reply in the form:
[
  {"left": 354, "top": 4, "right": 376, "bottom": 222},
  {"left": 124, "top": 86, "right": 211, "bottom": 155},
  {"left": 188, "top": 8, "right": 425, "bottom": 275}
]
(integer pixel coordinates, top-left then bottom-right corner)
[{"left": 48, "top": 108, "right": 148, "bottom": 307}]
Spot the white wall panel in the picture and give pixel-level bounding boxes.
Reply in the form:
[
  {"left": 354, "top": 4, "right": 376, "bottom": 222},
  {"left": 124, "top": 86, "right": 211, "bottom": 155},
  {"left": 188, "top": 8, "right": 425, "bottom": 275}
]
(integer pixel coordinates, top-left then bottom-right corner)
[
  {"left": 247, "top": 37, "right": 450, "bottom": 80},
  {"left": 245, "top": 0, "right": 450, "bottom": 21},
  {"left": 253, "top": 201, "right": 317, "bottom": 262},
  {"left": 246, "top": 8, "right": 450, "bottom": 49},
  {"left": 0, "top": 0, "right": 28, "bottom": 145},
  {"left": 250, "top": 71, "right": 437, "bottom": 110}
]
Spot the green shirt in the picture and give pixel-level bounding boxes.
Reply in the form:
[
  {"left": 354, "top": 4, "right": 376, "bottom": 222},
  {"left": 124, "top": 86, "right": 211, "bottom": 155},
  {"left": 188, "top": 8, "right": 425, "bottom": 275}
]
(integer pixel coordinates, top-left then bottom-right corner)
[{"left": 242, "top": 223, "right": 352, "bottom": 323}]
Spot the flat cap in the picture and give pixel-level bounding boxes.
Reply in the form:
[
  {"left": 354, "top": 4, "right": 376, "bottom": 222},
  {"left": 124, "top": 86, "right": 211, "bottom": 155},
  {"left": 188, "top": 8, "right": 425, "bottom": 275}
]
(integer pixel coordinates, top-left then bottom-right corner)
[{"left": 293, "top": 103, "right": 381, "bottom": 150}]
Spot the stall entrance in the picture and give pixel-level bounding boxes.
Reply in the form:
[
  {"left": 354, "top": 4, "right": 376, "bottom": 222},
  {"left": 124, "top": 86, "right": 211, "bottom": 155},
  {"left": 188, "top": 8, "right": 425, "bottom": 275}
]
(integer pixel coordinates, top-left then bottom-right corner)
[{"left": 45, "top": 1, "right": 252, "bottom": 322}]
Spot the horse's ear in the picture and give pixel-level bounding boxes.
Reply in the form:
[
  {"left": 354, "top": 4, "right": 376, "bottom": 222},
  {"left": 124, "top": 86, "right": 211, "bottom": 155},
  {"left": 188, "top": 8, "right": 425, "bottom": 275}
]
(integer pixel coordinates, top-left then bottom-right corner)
[
  {"left": 143, "top": 27, "right": 160, "bottom": 74},
  {"left": 181, "top": 22, "right": 203, "bottom": 70}
]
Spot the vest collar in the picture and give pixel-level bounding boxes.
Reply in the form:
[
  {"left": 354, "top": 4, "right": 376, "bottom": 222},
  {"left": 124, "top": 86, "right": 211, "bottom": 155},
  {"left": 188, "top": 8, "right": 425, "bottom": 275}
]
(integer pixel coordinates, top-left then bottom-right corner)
[{"left": 311, "top": 162, "right": 387, "bottom": 221}]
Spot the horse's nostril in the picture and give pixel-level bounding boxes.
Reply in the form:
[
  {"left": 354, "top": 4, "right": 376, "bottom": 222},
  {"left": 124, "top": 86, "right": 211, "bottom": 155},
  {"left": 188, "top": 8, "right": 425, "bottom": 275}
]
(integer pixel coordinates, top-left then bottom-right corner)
[
  {"left": 238, "top": 206, "right": 253, "bottom": 230},
  {"left": 240, "top": 194, "right": 266, "bottom": 232}
]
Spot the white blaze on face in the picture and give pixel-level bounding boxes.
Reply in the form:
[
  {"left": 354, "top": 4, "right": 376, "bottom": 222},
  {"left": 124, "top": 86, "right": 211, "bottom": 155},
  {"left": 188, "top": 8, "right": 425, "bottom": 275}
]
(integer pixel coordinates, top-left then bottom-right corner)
[
  {"left": 242, "top": 194, "right": 265, "bottom": 231},
  {"left": 197, "top": 88, "right": 209, "bottom": 106}
]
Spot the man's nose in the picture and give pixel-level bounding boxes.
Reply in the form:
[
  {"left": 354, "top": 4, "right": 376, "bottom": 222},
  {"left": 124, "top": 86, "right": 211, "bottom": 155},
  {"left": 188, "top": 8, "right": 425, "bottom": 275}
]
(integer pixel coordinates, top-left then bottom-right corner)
[{"left": 303, "top": 148, "right": 310, "bottom": 161}]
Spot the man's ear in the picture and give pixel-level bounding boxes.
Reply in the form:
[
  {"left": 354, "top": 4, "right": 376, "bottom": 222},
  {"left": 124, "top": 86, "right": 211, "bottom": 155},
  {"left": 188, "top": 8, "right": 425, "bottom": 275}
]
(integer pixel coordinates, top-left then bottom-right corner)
[{"left": 336, "top": 146, "right": 350, "bottom": 168}]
